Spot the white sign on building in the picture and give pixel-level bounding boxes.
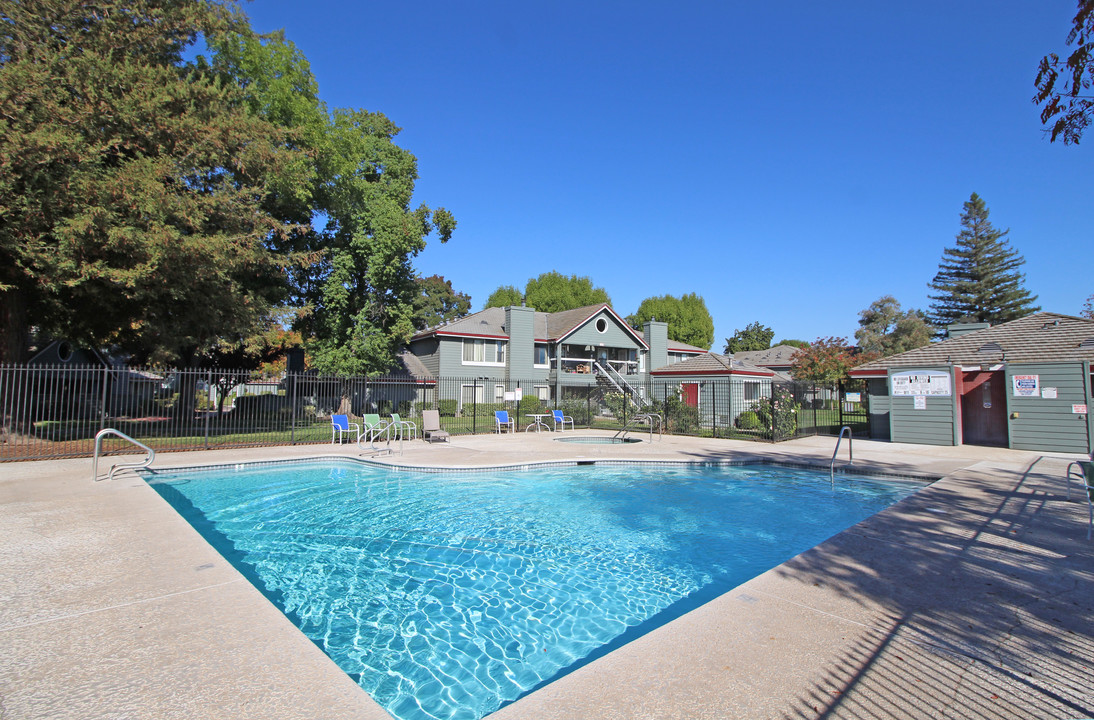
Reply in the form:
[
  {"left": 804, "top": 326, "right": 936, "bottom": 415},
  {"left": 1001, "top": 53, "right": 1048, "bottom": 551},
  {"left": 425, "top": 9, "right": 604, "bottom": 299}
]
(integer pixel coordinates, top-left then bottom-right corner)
[
  {"left": 891, "top": 371, "right": 952, "bottom": 397},
  {"left": 1012, "top": 375, "right": 1039, "bottom": 397}
]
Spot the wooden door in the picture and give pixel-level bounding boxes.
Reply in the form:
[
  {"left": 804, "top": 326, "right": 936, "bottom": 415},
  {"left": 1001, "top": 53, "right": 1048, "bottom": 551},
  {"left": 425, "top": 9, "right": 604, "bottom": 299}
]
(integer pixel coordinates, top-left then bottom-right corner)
[
  {"left": 960, "top": 371, "right": 1007, "bottom": 447},
  {"left": 682, "top": 382, "right": 699, "bottom": 408}
]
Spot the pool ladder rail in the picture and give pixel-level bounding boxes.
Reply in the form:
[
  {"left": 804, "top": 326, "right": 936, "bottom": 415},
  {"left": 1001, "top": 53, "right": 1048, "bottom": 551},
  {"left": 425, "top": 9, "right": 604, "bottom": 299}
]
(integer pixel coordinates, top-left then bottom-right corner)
[
  {"left": 830, "top": 426, "right": 853, "bottom": 485},
  {"left": 92, "top": 428, "right": 156, "bottom": 482},
  {"left": 357, "top": 421, "right": 398, "bottom": 457},
  {"left": 1065, "top": 460, "right": 1093, "bottom": 540},
  {"left": 614, "top": 412, "right": 662, "bottom": 442}
]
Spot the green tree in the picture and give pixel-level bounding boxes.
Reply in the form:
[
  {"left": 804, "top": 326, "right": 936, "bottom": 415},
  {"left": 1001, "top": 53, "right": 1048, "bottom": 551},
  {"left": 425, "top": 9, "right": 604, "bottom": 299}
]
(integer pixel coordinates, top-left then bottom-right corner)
[
  {"left": 412, "top": 275, "right": 471, "bottom": 330},
  {"left": 724, "top": 322, "right": 775, "bottom": 354},
  {"left": 772, "top": 339, "right": 810, "bottom": 349},
  {"left": 1034, "top": 0, "right": 1094, "bottom": 144},
  {"left": 483, "top": 285, "right": 524, "bottom": 309},
  {"left": 790, "top": 337, "right": 878, "bottom": 385},
  {"left": 854, "top": 296, "right": 933, "bottom": 357},
  {"left": 0, "top": 0, "right": 304, "bottom": 364},
  {"left": 523, "top": 272, "right": 610, "bottom": 313},
  {"left": 207, "top": 28, "right": 455, "bottom": 375},
  {"left": 627, "top": 293, "right": 714, "bottom": 350},
  {"left": 926, "top": 194, "right": 1040, "bottom": 330}
]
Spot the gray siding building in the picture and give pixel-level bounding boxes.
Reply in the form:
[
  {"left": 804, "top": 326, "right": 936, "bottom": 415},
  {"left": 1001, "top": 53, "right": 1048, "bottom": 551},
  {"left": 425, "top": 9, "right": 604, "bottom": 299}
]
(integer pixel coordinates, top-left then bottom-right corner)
[
  {"left": 850, "top": 312, "right": 1094, "bottom": 454},
  {"left": 407, "top": 303, "right": 707, "bottom": 406}
]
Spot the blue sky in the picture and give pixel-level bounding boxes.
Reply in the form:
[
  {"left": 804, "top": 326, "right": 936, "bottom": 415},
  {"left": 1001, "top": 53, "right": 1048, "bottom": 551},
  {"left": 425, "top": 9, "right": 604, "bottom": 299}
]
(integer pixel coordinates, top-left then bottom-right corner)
[{"left": 242, "top": 0, "right": 1091, "bottom": 349}]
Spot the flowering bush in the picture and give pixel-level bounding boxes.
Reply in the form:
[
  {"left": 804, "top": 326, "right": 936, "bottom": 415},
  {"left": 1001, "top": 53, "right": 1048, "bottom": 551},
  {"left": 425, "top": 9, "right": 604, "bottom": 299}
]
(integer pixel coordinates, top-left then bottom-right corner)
[{"left": 749, "top": 385, "right": 799, "bottom": 441}]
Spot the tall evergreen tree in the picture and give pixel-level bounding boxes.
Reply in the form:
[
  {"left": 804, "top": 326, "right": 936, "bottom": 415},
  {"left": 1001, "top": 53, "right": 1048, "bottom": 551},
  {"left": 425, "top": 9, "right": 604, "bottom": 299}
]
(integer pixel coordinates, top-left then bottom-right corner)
[{"left": 926, "top": 194, "right": 1040, "bottom": 329}]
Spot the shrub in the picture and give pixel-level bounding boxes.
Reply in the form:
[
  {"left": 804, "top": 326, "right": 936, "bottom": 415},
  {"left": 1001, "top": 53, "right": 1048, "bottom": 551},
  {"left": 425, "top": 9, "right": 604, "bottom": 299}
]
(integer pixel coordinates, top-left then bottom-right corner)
[
  {"left": 748, "top": 385, "right": 799, "bottom": 441},
  {"left": 735, "top": 410, "right": 763, "bottom": 430},
  {"left": 437, "top": 399, "right": 458, "bottom": 417},
  {"left": 662, "top": 394, "right": 699, "bottom": 434},
  {"left": 558, "top": 399, "right": 589, "bottom": 425}
]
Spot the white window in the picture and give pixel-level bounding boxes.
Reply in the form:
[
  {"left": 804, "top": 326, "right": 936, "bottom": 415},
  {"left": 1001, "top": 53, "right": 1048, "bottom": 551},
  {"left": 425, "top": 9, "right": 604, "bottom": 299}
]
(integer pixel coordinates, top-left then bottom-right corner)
[
  {"left": 495, "top": 384, "right": 506, "bottom": 401},
  {"left": 744, "top": 381, "right": 761, "bottom": 402},
  {"left": 462, "top": 339, "right": 506, "bottom": 365},
  {"left": 461, "top": 384, "right": 484, "bottom": 406},
  {"left": 533, "top": 344, "right": 549, "bottom": 367},
  {"left": 595, "top": 317, "right": 608, "bottom": 333},
  {"left": 535, "top": 385, "right": 550, "bottom": 401}
]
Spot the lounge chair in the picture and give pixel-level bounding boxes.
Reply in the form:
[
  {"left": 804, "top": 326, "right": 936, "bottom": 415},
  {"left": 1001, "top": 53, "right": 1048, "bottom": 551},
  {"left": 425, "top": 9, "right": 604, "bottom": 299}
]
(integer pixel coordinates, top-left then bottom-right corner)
[
  {"left": 390, "top": 413, "right": 418, "bottom": 441},
  {"left": 551, "top": 409, "right": 574, "bottom": 432},
  {"left": 422, "top": 410, "right": 449, "bottom": 443},
  {"left": 494, "top": 410, "right": 515, "bottom": 434},
  {"left": 331, "top": 414, "right": 361, "bottom": 444}
]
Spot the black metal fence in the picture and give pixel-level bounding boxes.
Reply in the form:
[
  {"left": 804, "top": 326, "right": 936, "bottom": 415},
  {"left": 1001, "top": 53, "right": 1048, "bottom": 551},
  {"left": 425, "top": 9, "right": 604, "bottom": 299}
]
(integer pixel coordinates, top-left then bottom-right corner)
[{"left": 0, "top": 364, "right": 869, "bottom": 462}]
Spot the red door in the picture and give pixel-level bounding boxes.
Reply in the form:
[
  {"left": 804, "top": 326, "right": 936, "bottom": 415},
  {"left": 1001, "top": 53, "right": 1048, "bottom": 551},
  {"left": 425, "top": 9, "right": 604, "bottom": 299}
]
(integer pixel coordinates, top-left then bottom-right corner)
[
  {"left": 960, "top": 371, "right": 1007, "bottom": 447},
  {"left": 682, "top": 383, "right": 699, "bottom": 408}
]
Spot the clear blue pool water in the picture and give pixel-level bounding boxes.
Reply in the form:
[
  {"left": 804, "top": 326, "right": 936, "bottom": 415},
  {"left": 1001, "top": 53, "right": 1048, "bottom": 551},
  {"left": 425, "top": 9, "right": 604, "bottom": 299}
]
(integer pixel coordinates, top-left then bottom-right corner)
[{"left": 146, "top": 461, "right": 926, "bottom": 720}]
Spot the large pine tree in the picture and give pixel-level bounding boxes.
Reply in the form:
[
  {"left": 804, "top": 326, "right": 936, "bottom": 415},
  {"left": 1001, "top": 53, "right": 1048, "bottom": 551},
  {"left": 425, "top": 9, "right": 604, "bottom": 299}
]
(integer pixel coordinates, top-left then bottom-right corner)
[{"left": 926, "top": 194, "right": 1040, "bottom": 329}]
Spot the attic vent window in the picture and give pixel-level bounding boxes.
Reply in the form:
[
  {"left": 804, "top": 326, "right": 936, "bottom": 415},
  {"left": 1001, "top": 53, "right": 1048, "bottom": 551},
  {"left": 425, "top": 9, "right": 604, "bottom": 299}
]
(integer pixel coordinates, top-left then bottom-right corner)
[
  {"left": 57, "top": 342, "right": 73, "bottom": 363},
  {"left": 1080, "top": 338, "right": 1094, "bottom": 349},
  {"left": 976, "top": 342, "right": 1005, "bottom": 362},
  {"left": 595, "top": 318, "right": 607, "bottom": 333}
]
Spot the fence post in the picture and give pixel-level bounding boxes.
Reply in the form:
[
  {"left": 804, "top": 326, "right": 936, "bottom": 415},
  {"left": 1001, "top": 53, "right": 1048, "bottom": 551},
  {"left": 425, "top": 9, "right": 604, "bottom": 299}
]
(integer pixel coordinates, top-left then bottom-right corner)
[
  {"left": 838, "top": 380, "right": 845, "bottom": 428},
  {"left": 813, "top": 384, "right": 818, "bottom": 431},
  {"left": 290, "top": 372, "right": 297, "bottom": 445},
  {"left": 202, "top": 369, "right": 210, "bottom": 450},
  {"left": 712, "top": 380, "right": 718, "bottom": 438},
  {"left": 472, "top": 378, "right": 478, "bottom": 435},
  {"left": 99, "top": 365, "right": 109, "bottom": 436}
]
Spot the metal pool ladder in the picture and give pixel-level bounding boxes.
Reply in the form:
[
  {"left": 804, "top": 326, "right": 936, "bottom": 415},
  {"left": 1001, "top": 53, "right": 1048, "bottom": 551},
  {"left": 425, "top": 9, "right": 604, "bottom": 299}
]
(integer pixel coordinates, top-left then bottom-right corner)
[
  {"left": 830, "top": 426, "right": 853, "bottom": 485},
  {"left": 92, "top": 428, "right": 156, "bottom": 482},
  {"left": 1065, "top": 461, "right": 1092, "bottom": 540}
]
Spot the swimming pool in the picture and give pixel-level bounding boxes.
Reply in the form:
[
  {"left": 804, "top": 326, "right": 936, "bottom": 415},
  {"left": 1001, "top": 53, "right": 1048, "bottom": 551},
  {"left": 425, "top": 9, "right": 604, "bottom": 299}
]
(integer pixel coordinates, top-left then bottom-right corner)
[
  {"left": 146, "top": 460, "right": 927, "bottom": 720},
  {"left": 554, "top": 435, "right": 641, "bottom": 444}
]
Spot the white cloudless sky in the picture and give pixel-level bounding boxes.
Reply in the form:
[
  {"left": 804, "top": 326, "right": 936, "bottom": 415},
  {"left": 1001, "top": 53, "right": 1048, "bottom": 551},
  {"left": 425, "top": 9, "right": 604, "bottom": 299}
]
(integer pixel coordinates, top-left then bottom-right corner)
[{"left": 242, "top": 0, "right": 1092, "bottom": 348}]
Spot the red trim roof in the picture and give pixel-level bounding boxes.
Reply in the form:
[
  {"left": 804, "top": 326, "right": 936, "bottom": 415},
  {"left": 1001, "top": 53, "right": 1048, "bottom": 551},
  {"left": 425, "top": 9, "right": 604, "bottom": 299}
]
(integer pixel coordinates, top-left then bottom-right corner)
[{"left": 650, "top": 368, "right": 773, "bottom": 377}]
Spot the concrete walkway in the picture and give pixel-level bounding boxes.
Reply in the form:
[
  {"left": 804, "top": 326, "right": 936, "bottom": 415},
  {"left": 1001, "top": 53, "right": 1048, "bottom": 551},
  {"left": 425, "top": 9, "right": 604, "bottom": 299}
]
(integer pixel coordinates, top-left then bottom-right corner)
[{"left": 1, "top": 432, "right": 1091, "bottom": 719}]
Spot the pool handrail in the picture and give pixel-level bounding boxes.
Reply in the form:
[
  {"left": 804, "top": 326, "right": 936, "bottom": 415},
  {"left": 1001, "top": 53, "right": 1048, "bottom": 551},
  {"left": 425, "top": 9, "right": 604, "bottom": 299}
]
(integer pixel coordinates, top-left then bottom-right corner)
[
  {"left": 1065, "top": 461, "right": 1093, "bottom": 540},
  {"left": 614, "top": 412, "right": 662, "bottom": 442},
  {"left": 830, "top": 426, "right": 853, "bottom": 484},
  {"left": 92, "top": 428, "right": 155, "bottom": 482}
]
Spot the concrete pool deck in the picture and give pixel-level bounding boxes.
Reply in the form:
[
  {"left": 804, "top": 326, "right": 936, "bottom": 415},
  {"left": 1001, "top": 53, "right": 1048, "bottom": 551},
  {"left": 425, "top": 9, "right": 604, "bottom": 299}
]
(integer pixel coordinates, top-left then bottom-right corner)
[{"left": 1, "top": 432, "right": 1092, "bottom": 719}]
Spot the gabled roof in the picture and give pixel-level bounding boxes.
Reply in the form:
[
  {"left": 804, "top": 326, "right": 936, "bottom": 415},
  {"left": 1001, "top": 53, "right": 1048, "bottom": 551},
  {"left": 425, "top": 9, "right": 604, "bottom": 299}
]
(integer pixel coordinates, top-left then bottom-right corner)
[
  {"left": 732, "top": 344, "right": 800, "bottom": 368},
  {"left": 651, "top": 352, "right": 773, "bottom": 377},
  {"left": 411, "top": 303, "right": 649, "bottom": 348},
  {"left": 850, "top": 312, "right": 1094, "bottom": 376},
  {"left": 549, "top": 304, "right": 649, "bottom": 348},
  {"left": 667, "top": 339, "right": 708, "bottom": 354}
]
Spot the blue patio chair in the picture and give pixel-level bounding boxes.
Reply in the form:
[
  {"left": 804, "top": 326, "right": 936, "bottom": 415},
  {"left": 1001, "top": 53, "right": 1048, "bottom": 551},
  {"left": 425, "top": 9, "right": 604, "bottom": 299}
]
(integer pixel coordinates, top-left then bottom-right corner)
[
  {"left": 494, "top": 410, "right": 515, "bottom": 434},
  {"left": 331, "top": 414, "right": 361, "bottom": 444},
  {"left": 551, "top": 409, "right": 575, "bottom": 432}
]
